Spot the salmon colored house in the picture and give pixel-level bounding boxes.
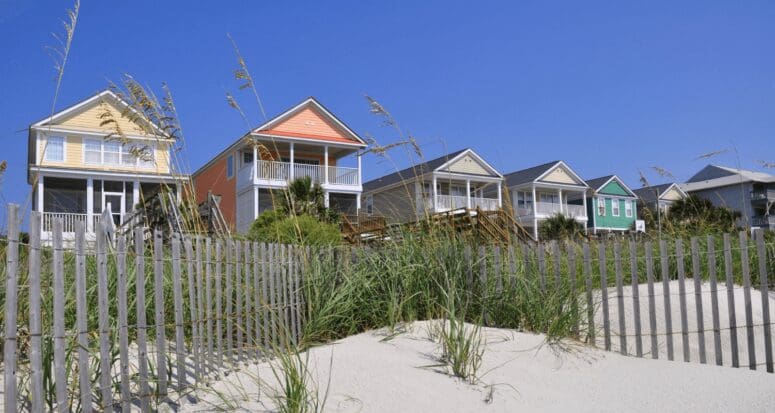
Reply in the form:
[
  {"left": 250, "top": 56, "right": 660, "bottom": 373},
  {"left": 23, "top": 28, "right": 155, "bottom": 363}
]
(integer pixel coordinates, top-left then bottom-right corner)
[{"left": 192, "top": 97, "right": 367, "bottom": 233}]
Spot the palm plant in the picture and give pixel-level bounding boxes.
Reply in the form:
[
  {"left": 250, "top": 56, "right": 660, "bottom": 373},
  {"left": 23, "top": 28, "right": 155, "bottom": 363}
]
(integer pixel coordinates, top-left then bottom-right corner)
[
  {"left": 665, "top": 195, "right": 740, "bottom": 233},
  {"left": 539, "top": 213, "right": 585, "bottom": 241},
  {"left": 278, "top": 176, "right": 331, "bottom": 220}
]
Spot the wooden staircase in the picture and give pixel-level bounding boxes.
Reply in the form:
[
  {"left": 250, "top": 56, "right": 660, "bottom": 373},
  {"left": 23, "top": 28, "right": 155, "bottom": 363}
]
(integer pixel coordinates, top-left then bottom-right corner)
[{"left": 341, "top": 213, "right": 388, "bottom": 244}]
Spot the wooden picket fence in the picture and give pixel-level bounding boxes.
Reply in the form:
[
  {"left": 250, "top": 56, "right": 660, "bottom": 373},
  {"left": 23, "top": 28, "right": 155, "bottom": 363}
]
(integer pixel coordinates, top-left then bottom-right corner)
[
  {"left": 1, "top": 201, "right": 774, "bottom": 412},
  {"left": 2, "top": 205, "right": 306, "bottom": 412}
]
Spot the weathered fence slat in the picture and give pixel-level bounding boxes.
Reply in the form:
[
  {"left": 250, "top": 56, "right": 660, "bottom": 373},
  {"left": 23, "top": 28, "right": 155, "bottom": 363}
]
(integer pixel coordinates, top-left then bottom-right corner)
[
  {"left": 153, "top": 229, "right": 169, "bottom": 396},
  {"left": 76, "top": 222, "right": 92, "bottom": 412},
  {"left": 52, "top": 219, "right": 68, "bottom": 413},
  {"left": 4, "top": 204, "right": 19, "bottom": 413},
  {"left": 282, "top": 245, "right": 292, "bottom": 341},
  {"left": 676, "top": 239, "right": 690, "bottom": 362},
  {"left": 723, "top": 233, "right": 739, "bottom": 368},
  {"left": 707, "top": 236, "right": 723, "bottom": 366},
  {"left": 583, "top": 243, "right": 595, "bottom": 343},
  {"left": 244, "top": 241, "right": 253, "bottom": 359},
  {"left": 185, "top": 237, "right": 202, "bottom": 382},
  {"left": 116, "top": 234, "right": 131, "bottom": 412},
  {"left": 215, "top": 240, "right": 224, "bottom": 371},
  {"left": 135, "top": 227, "right": 151, "bottom": 412},
  {"left": 537, "top": 243, "right": 547, "bottom": 292},
  {"left": 96, "top": 223, "right": 113, "bottom": 409},
  {"left": 755, "top": 231, "right": 773, "bottom": 373},
  {"left": 28, "top": 212, "right": 44, "bottom": 413},
  {"left": 172, "top": 233, "right": 187, "bottom": 390},
  {"left": 494, "top": 245, "right": 503, "bottom": 296},
  {"left": 261, "top": 243, "right": 270, "bottom": 351},
  {"left": 289, "top": 245, "right": 299, "bottom": 345},
  {"left": 567, "top": 243, "right": 579, "bottom": 337},
  {"left": 205, "top": 238, "right": 215, "bottom": 374},
  {"left": 614, "top": 241, "right": 627, "bottom": 355},
  {"left": 645, "top": 242, "right": 658, "bottom": 359},
  {"left": 691, "top": 237, "right": 707, "bottom": 364},
  {"left": 599, "top": 243, "right": 611, "bottom": 351},
  {"left": 508, "top": 245, "right": 518, "bottom": 291},
  {"left": 225, "top": 240, "right": 234, "bottom": 362},
  {"left": 253, "top": 242, "right": 262, "bottom": 357},
  {"left": 629, "top": 240, "right": 643, "bottom": 358},
  {"left": 235, "top": 240, "right": 244, "bottom": 362},
  {"left": 659, "top": 239, "right": 674, "bottom": 361},
  {"left": 739, "top": 231, "right": 756, "bottom": 370},
  {"left": 464, "top": 245, "right": 473, "bottom": 292},
  {"left": 479, "top": 246, "right": 488, "bottom": 325},
  {"left": 268, "top": 243, "right": 278, "bottom": 346},
  {"left": 552, "top": 241, "right": 561, "bottom": 294}
]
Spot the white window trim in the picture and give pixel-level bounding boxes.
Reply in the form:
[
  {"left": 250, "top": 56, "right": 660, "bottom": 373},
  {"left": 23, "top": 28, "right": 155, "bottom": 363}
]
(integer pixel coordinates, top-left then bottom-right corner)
[
  {"left": 625, "top": 200, "right": 633, "bottom": 217},
  {"left": 598, "top": 197, "right": 606, "bottom": 216},
  {"left": 82, "top": 138, "right": 156, "bottom": 168},
  {"left": 612, "top": 198, "right": 620, "bottom": 217},
  {"left": 44, "top": 135, "right": 66, "bottom": 162}
]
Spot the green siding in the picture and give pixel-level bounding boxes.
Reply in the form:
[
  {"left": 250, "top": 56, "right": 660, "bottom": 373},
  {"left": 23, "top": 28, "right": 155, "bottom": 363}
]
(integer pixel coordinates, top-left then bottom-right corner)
[
  {"left": 590, "top": 197, "right": 637, "bottom": 231},
  {"left": 599, "top": 180, "right": 630, "bottom": 197}
]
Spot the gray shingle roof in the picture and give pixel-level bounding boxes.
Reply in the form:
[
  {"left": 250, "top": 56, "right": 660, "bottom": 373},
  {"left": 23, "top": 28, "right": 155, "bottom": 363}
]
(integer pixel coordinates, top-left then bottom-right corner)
[
  {"left": 362, "top": 148, "right": 469, "bottom": 192},
  {"left": 503, "top": 160, "right": 561, "bottom": 187},
  {"left": 585, "top": 175, "right": 615, "bottom": 191},
  {"left": 633, "top": 183, "right": 675, "bottom": 203}
]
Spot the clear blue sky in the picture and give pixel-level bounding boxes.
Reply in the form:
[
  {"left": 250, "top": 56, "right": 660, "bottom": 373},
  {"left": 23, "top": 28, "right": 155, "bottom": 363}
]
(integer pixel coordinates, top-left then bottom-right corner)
[{"left": 1, "top": 1, "right": 774, "bottom": 220}]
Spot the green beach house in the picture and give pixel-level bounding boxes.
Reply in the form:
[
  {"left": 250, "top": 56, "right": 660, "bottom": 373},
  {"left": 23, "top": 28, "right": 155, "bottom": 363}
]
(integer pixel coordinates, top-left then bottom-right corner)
[{"left": 585, "top": 175, "right": 638, "bottom": 234}]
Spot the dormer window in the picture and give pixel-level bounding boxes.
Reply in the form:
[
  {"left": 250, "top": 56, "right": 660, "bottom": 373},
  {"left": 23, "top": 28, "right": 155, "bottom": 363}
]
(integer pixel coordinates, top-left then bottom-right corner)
[{"left": 45, "top": 136, "right": 65, "bottom": 162}]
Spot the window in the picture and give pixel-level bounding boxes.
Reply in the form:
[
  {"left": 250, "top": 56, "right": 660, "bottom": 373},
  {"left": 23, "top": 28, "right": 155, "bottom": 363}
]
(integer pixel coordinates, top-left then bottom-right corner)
[
  {"left": 612, "top": 198, "right": 620, "bottom": 216},
  {"left": 139, "top": 145, "right": 155, "bottom": 168},
  {"left": 516, "top": 191, "right": 533, "bottom": 209},
  {"left": 121, "top": 144, "right": 135, "bottom": 166},
  {"left": 84, "top": 139, "right": 102, "bottom": 164},
  {"left": 103, "top": 141, "right": 121, "bottom": 165},
  {"left": 243, "top": 151, "right": 254, "bottom": 165},
  {"left": 539, "top": 192, "right": 559, "bottom": 204},
  {"left": 366, "top": 195, "right": 373, "bottom": 215},
  {"left": 227, "top": 155, "right": 234, "bottom": 179},
  {"left": 598, "top": 198, "right": 606, "bottom": 216},
  {"left": 45, "top": 136, "right": 65, "bottom": 162},
  {"left": 625, "top": 200, "right": 633, "bottom": 217}
]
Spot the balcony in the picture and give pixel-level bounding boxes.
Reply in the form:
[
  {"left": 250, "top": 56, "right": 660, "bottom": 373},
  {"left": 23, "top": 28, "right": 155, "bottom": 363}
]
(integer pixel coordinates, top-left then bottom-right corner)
[
  {"left": 431, "top": 195, "right": 500, "bottom": 212},
  {"left": 751, "top": 189, "right": 775, "bottom": 202},
  {"left": 515, "top": 202, "right": 587, "bottom": 219},
  {"left": 751, "top": 215, "right": 775, "bottom": 228},
  {"left": 238, "top": 161, "right": 360, "bottom": 190},
  {"left": 41, "top": 212, "right": 102, "bottom": 233}
]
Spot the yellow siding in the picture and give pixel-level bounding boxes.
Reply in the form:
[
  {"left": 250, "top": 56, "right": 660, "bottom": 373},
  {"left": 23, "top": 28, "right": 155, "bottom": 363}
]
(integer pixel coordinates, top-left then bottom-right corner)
[
  {"left": 662, "top": 187, "right": 684, "bottom": 201},
  {"left": 56, "top": 99, "right": 151, "bottom": 136},
  {"left": 446, "top": 154, "right": 491, "bottom": 175},
  {"left": 541, "top": 166, "right": 579, "bottom": 185},
  {"left": 38, "top": 135, "right": 171, "bottom": 174}
]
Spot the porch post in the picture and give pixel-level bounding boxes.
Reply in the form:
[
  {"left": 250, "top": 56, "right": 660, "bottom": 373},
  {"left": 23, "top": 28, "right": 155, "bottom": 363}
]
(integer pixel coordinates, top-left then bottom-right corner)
[
  {"left": 86, "top": 178, "right": 94, "bottom": 233},
  {"left": 252, "top": 144, "right": 258, "bottom": 182},
  {"left": 357, "top": 151, "right": 362, "bottom": 186},
  {"left": 132, "top": 179, "right": 140, "bottom": 209},
  {"left": 532, "top": 184, "right": 538, "bottom": 240},
  {"left": 324, "top": 191, "right": 330, "bottom": 208},
  {"left": 497, "top": 181, "right": 502, "bottom": 208},
  {"left": 466, "top": 179, "right": 471, "bottom": 209},
  {"left": 290, "top": 142, "right": 295, "bottom": 180},
  {"left": 356, "top": 192, "right": 361, "bottom": 213},
  {"left": 324, "top": 145, "right": 329, "bottom": 184},
  {"left": 432, "top": 174, "right": 438, "bottom": 211},
  {"left": 36, "top": 175, "right": 44, "bottom": 213},
  {"left": 582, "top": 190, "right": 588, "bottom": 234},
  {"left": 176, "top": 182, "right": 182, "bottom": 203},
  {"left": 253, "top": 186, "right": 259, "bottom": 219},
  {"left": 558, "top": 188, "right": 563, "bottom": 214}
]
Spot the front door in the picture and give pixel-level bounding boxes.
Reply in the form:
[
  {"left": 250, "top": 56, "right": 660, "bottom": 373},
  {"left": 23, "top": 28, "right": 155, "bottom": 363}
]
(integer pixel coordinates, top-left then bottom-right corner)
[{"left": 103, "top": 192, "right": 124, "bottom": 226}]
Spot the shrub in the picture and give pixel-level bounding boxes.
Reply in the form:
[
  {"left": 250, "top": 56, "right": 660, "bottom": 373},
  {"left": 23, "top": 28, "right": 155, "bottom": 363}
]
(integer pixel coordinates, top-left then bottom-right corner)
[
  {"left": 247, "top": 211, "right": 342, "bottom": 246},
  {"left": 539, "top": 213, "right": 585, "bottom": 241}
]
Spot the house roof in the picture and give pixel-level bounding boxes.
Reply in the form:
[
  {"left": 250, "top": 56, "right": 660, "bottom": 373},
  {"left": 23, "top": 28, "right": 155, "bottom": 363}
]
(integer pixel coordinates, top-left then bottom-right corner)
[
  {"left": 362, "top": 148, "right": 469, "bottom": 192},
  {"left": 633, "top": 183, "right": 676, "bottom": 203},
  {"left": 585, "top": 175, "right": 637, "bottom": 198},
  {"left": 682, "top": 164, "right": 775, "bottom": 192},
  {"left": 503, "top": 160, "right": 588, "bottom": 188}
]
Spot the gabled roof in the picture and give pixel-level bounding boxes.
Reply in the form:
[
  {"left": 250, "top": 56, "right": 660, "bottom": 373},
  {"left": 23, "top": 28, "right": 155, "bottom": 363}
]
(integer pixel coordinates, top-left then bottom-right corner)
[
  {"left": 633, "top": 183, "right": 686, "bottom": 203},
  {"left": 250, "top": 97, "right": 366, "bottom": 146},
  {"left": 364, "top": 148, "right": 503, "bottom": 192},
  {"left": 30, "top": 89, "right": 167, "bottom": 137},
  {"left": 682, "top": 164, "right": 775, "bottom": 192},
  {"left": 504, "top": 160, "right": 588, "bottom": 188},
  {"left": 585, "top": 175, "right": 637, "bottom": 198}
]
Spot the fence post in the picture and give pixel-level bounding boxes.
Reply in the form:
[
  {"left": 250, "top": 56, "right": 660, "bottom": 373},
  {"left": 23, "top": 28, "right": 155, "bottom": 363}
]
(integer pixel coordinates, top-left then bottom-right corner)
[
  {"left": 244, "top": 241, "right": 253, "bottom": 359},
  {"left": 225, "top": 240, "right": 234, "bottom": 363},
  {"left": 755, "top": 230, "right": 773, "bottom": 373},
  {"left": 659, "top": 239, "right": 674, "bottom": 361},
  {"left": 28, "top": 212, "right": 44, "bottom": 413},
  {"left": 707, "top": 235, "right": 723, "bottom": 366},
  {"left": 205, "top": 237, "right": 215, "bottom": 374},
  {"left": 629, "top": 240, "right": 643, "bottom": 358},
  {"left": 645, "top": 241, "right": 658, "bottom": 359},
  {"left": 739, "top": 231, "right": 756, "bottom": 370},
  {"left": 52, "top": 219, "right": 68, "bottom": 413},
  {"left": 583, "top": 243, "right": 594, "bottom": 344},
  {"left": 260, "top": 243, "right": 270, "bottom": 351},
  {"left": 676, "top": 239, "right": 690, "bottom": 362},
  {"left": 613, "top": 241, "right": 627, "bottom": 355},
  {"left": 268, "top": 243, "right": 278, "bottom": 346},
  {"left": 135, "top": 227, "right": 150, "bottom": 411},
  {"left": 184, "top": 237, "right": 202, "bottom": 382},
  {"left": 172, "top": 233, "right": 187, "bottom": 390},
  {"left": 723, "top": 234, "right": 739, "bottom": 367},
  {"left": 479, "top": 246, "right": 488, "bottom": 325},
  {"left": 215, "top": 239, "right": 224, "bottom": 372},
  {"left": 153, "top": 229, "right": 168, "bottom": 395},
  {"left": 75, "top": 221, "right": 92, "bottom": 412},
  {"left": 599, "top": 243, "right": 611, "bottom": 351},
  {"left": 96, "top": 221, "right": 113, "bottom": 408},
  {"left": 3, "top": 204, "right": 19, "bottom": 413},
  {"left": 235, "top": 240, "right": 244, "bottom": 362},
  {"left": 289, "top": 245, "right": 299, "bottom": 345},
  {"left": 552, "top": 241, "right": 561, "bottom": 294},
  {"left": 116, "top": 234, "right": 131, "bottom": 412},
  {"left": 195, "top": 236, "right": 207, "bottom": 378},
  {"left": 690, "top": 237, "right": 706, "bottom": 364},
  {"left": 537, "top": 243, "right": 547, "bottom": 293},
  {"left": 567, "top": 242, "right": 579, "bottom": 338}
]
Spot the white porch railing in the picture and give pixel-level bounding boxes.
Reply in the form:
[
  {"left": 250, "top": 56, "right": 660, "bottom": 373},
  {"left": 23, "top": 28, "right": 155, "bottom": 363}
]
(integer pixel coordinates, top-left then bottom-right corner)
[
  {"left": 516, "top": 203, "right": 587, "bottom": 219},
  {"left": 242, "top": 161, "right": 361, "bottom": 187},
  {"left": 472, "top": 197, "right": 499, "bottom": 211},
  {"left": 565, "top": 204, "right": 587, "bottom": 219},
  {"left": 535, "top": 201, "right": 563, "bottom": 215},
  {"left": 432, "top": 195, "right": 500, "bottom": 212},
  {"left": 42, "top": 212, "right": 101, "bottom": 233}
]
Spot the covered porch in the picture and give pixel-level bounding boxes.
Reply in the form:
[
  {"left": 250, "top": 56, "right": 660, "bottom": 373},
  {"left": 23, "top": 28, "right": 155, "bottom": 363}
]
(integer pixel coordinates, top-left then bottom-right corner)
[{"left": 422, "top": 173, "right": 503, "bottom": 214}]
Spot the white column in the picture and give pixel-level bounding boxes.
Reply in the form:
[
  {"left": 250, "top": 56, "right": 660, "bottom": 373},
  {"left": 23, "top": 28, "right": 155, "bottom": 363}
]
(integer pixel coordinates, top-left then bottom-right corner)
[
  {"left": 37, "top": 175, "right": 44, "bottom": 213},
  {"left": 86, "top": 178, "right": 94, "bottom": 233},
  {"left": 582, "top": 190, "right": 589, "bottom": 234},
  {"left": 252, "top": 145, "right": 258, "bottom": 182},
  {"left": 357, "top": 151, "right": 362, "bottom": 186},
  {"left": 132, "top": 180, "right": 140, "bottom": 210},
  {"left": 532, "top": 185, "right": 538, "bottom": 240},
  {"left": 253, "top": 186, "right": 259, "bottom": 219},
  {"left": 432, "top": 175, "right": 438, "bottom": 211},
  {"left": 176, "top": 182, "right": 182, "bottom": 203},
  {"left": 466, "top": 179, "right": 471, "bottom": 209},
  {"left": 558, "top": 188, "right": 563, "bottom": 214},
  {"left": 497, "top": 181, "right": 503, "bottom": 208},
  {"left": 289, "top": 142, "right": 295, "bottom": 181},
  {"left": 356, "top": 193, "right": 361, "bottom": 213},
  {"left": 324, "top": 145, "right": 329, "bottom": 184},
  {"left": 324, "top": 191, "right": 330, "bottom": 208}
]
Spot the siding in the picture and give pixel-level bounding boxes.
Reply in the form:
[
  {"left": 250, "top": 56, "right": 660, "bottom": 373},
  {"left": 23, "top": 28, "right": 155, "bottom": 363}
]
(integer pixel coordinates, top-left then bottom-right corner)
[
  {"left": 37, "top": 134, "right": 172, "bottom": 174},
  {"left": 598, "top": 180, "right": 630, "bottom": 197},
  {"left": 662, "top": 187, "right": 684, "bottom": 201},
  {"left": 58, "top": 99, "right": 150, "bottom": 136},
  {"left": 271, "top": 107, "right": 346, "bottom": 139},
  {"left": 590, "top": 197, "right": 637, "bottom": 231},
  {"left": 192, "top": 155, "right": 236, "bottom": 229},
  {"left": 688, "top": 183, "right": 754, "bottom": 226},
  {"left": 541, "top": 166, "right": 578, "bottom": 184},
  {"left": 235, "top": 188, "right": 255, "bottom": 233},
  {"left": 445, "top": 154, "right": 490, "bottom": 175},
  {"left": 369, "top": 182, "right": 418, "bottom": 224}
]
